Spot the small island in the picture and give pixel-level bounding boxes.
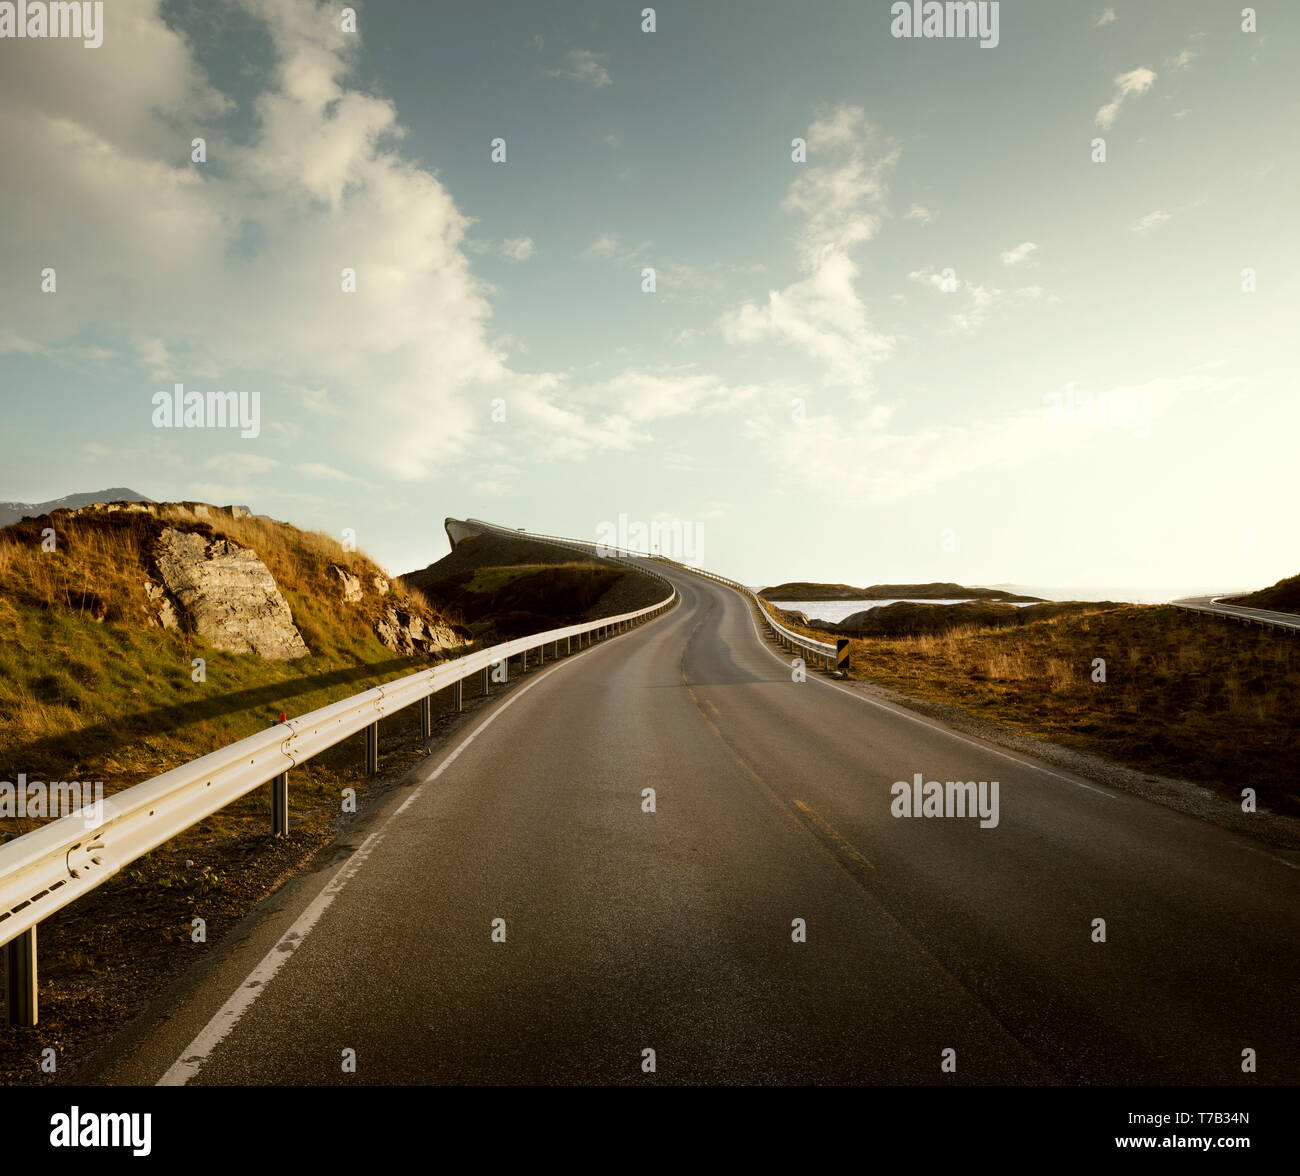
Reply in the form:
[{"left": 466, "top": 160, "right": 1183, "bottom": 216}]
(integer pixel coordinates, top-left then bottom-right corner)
[{"left": 760, "top": 580, "right": 1046, "bottom": 603}]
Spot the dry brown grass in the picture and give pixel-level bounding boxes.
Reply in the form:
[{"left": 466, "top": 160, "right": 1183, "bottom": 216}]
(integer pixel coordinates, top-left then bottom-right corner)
[
  {"left": 0, "top": 506, "right": 470, "bottom": 836},
  {"left": 0, "top": 516, "right": 155, "bottom": 623},
  {"left": 768, "top": 601, "right": 1300, "bottom": 815}
]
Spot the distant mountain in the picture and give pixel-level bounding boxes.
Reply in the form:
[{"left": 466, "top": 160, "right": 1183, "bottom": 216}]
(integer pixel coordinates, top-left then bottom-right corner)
[
  {"left": 0, "top": 488, "right": 154, "bottom": 528},
  {"left": 761, "top": 580, "right": 1045, "bottom": 603}
]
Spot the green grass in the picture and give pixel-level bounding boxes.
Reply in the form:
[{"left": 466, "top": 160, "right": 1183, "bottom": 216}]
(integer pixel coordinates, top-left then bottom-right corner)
[{"left": 0, "top": 593, "right": 434, "bottom": 823}]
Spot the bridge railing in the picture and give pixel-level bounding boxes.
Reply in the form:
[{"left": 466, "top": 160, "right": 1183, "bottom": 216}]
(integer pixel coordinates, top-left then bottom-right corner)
[{"left": 0, "top": 526, "right": 676, "bottom": 1025}]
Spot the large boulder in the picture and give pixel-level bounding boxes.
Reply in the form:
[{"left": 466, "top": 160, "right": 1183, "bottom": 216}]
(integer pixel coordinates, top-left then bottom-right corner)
[{"left": 153, "top": 528, "right": 309, "bottom": 659}]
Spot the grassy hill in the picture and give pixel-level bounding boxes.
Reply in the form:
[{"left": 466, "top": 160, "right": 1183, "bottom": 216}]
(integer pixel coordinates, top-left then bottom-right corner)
[
  {"left": 0, "top": 502, "right": 467, "bottom": 832},
  {"left": 780, "top": 598, "right": 1114, "bottom": 637},
  {"left": 402, "top": 528, "right": 666, "bottom": 640},
  {"left": 0, "top": 505, "right": 668, "bottom": 1073},
  {"left": 1227, "top": 573, "right": 1300, "bottom": 616},
  {"left": 768, "top": 601, "right": 1299, "bottom": 818}
]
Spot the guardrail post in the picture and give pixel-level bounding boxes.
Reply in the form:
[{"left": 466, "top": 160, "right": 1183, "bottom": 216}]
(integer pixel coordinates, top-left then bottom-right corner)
[
  {"left": 268, "top": 714, "right": 289, "bottom": 836},
  {"left": 538, "top": 643, "right": 544, "bottom": 665},
  {"left": 480, "top": 666, "right": 490, "bottom": 695},
  {"left": 522, "top": 649, "right": 528, "bottom": 671},
  {"left": 270, "top": 771, "right": 289, "bottom": 836},
  {"left": 566, "top": 636, "right": 571, "bottom": 655},
  {"left": 419, "top": 695, "right": 432, "bottom": 739},
  {"left": 364, "top": 721, "right": 380, "bottom": 775},
  {"left": 4, "top": 926, "right": 38, "bottom": 1028},
  {"left": 452, "top": 680, "right": 463, "bottom": 713}
]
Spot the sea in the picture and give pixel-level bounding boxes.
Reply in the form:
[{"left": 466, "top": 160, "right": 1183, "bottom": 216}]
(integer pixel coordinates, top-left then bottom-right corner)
[{"left": 768, "top": 586, "right": 1252, "bottom": 625}]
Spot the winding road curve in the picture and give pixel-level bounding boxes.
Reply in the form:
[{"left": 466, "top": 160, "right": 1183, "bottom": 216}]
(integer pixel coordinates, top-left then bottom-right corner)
[
  {"left": 1171, "top": 594, "right": 1300, "bottom": 634},
  {"left": 81, "top": 556, "right": 1299, "bottom": 1085}
]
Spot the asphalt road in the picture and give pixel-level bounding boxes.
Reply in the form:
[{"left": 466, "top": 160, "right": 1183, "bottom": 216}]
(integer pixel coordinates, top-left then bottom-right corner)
[
  {"left": 1171, "top": 594, "right": 1300, "bottom": 633},
  {"left": 83, "top": 562, "right": 1299, "bottom": 1085}
]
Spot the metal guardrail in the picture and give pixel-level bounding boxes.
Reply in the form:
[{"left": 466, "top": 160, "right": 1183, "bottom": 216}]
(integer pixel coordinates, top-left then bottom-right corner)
[
  {"left": 666, "top": 563, "right": 839, "bottom": 668},
  {"left": 467, "top": 518, "right": 839, "bottom": 668},
  {"left": 0, "top": 520, "right": 676, "bottom": 1025},
  {"left": 1169, "top": 595, "right": 1300, "bottom": 635}
]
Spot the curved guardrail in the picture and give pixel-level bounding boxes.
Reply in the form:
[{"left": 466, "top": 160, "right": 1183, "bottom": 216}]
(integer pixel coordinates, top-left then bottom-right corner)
[
  {"left": 467, "top": 518, "right": 838, "bottom": 669},
  {"left": 1170, "top": 595, "right": 1300, "bottom": 635},
  {"left": 663, "top": 562, "right": 838, "bottom": 668},
  {"left": 0, "top": 521, "right": 676, "bottom": 1024}
]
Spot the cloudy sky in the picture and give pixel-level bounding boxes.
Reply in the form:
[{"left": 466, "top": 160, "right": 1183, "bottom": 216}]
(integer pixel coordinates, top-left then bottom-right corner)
[{"left": 1, "top": 0, "right": 1296, "bottom": 592}]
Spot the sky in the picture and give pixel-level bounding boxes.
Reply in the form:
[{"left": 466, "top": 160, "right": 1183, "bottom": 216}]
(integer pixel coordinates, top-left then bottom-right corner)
[{"left": 0, "top": 0, "right": 1296, "bottom": 592}]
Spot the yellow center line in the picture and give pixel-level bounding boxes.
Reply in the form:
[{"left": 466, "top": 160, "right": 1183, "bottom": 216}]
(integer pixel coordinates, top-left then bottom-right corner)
[{"left": 792, "top": 799, "right": 876, "bottom": 871}]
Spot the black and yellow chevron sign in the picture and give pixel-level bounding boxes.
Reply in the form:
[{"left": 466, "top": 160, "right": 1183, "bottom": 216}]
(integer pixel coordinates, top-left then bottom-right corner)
[{"left": 836, "top": 639, "right": 850, "bottom": 671}]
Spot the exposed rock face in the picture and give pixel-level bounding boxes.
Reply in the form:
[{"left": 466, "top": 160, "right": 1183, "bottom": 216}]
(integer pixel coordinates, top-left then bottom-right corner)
[
  {"left": 372, "top": 574, "right": 390, "bottom": 596},
  {"left": 375, "top": 605, "right": 462, "bottom": 658},
  {"left": 153, "top": 528, "right": 309, "bottom": 659},
  {"left": 65, "top": 500, "right": 253, "bottom": 523},
  {"left": 332, "top": 565, "right": 363, "bottom": 604},
  {"left": 143, "top": 576, "right": 179, "bottom": 629}
]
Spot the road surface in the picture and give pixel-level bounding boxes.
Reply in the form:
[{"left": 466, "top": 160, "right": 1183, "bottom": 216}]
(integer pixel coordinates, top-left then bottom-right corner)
[
  {"left": 1171, "top": 594, "right": 1300, "bottom": 634},
  {"left": 80, "top": 561, "right": 1299, "bottom": 1085}
]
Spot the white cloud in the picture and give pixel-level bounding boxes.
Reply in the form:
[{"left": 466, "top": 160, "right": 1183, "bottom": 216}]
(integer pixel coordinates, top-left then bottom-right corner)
[
  {"left": 1000, "top": 241, "right": 1038, "bottom": 267},
  {"left": 750, "top": 369, "right": 1236, "bottom": 506},
  {"left": 500, "top": 236, "right": 536, "bottom": 262},
  {"left": 547, "top": 49, "right": 611, "bottom": 88},
  {"left": 717, "top": 106, "right": 897, "bottom": 398},
  {"left": 203, "top": 453, "right": 279, "bottom": 477},
  {"left": 907, "top": 267, "right": 1043, "bottom": 334},
  {"left": 1095, "top": 8, "right": 1117, "bottom": 27},
  {"left": 133, "top": 336, "right": 177, "bottom": 381},
  {"left": 579, "top": 368, "right": 757, "bottom": 424},
  {"left": 1168, "top": 48, "right": 1195, "bottom": 70},
  {"left": 297, "top": 461, "right": 368, "bottom": 484},
  {"left": 0, "top": 0, "right": 683, "bottom": 480},
  {"left": 905, "top": 203, "right": 936, "bottom": 224},
  {"left": 585, "top": 232, "right": 621, "bottom": 258},
  {"left": 1095, "top": 66, "right": 1157, "bottom": 129},
  {"left": 1133, "top": 209, "right": 1171, "bottom": 233}
]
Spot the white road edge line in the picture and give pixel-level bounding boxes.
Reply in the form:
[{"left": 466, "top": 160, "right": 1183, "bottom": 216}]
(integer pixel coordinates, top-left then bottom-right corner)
[
  {"left": 156, "top": 656, "right": 583, "bottom": 1086},
  {"left": 724, "top": 578, "right": 1116, "bottom": 797},
  {"left": 720, "top": 578, "right": 1298, "bottom": 869}
]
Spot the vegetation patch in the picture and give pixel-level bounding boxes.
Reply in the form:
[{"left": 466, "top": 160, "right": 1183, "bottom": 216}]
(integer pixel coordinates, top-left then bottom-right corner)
[{"left": 768, "top": 601, "right": 1300, "bottom": 817}]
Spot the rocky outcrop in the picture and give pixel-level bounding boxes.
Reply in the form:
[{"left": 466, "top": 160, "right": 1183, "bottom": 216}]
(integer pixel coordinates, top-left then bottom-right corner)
[
  {"left": 143, "top": 576, "right": 179, "bottom": 630},
  {"left": 153, "top": 528, "right": 309, "bottom": 659},
  {"left": 331, "top": 565, "right": 363, "bottom": 604},
  {"left": 374, "top": 605, "right": 462, "bottom": 658},
  {"left": 64, "top": 500, "right": 254, "bottom": 523}
]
